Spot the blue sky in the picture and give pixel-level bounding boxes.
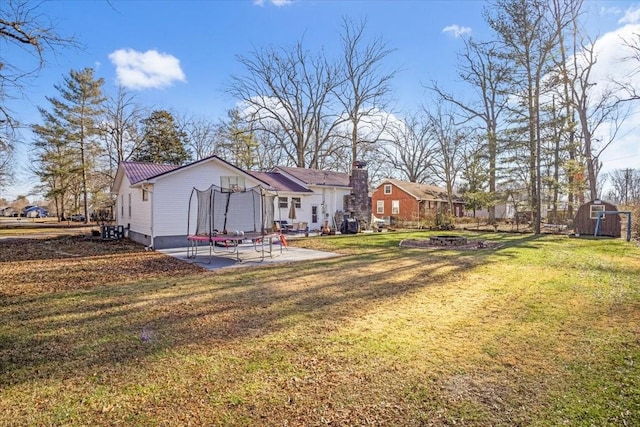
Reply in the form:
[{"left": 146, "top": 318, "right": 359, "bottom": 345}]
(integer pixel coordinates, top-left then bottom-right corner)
[{"left": 4, "top": 0, "right": 640, "bottom": 200}]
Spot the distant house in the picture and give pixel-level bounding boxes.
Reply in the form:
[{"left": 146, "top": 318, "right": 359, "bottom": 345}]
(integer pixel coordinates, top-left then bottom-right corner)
[
  {"left": 466, "top": 192, "right": 518, "bottom": 220},
  {"left": 371, "top": 178, "right": 465, "bottom": 225},
  {"left": 0, "top": 206, "right": 17, "bottom": 217},
  {"left": 112, "top": 156, "right": 354, "bottom": 249}
]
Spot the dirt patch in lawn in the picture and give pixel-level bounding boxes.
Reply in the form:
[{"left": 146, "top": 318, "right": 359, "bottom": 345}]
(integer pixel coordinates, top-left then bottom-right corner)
[{"left": 0, "top": 235, "right": 204, "bottom": 296}]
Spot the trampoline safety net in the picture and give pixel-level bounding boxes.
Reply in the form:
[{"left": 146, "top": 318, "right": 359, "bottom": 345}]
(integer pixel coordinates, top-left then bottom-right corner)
[{"left": 187, "top": 185, "right": 276, "bottom": 237}]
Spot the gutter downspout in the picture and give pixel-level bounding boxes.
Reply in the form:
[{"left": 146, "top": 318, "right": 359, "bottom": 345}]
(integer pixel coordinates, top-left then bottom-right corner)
[{"left": 143, "top": 182, "right": 154, "bottom": 250}]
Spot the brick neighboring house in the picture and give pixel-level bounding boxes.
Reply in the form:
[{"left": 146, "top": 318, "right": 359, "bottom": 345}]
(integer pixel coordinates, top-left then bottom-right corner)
[{"left": 372, "top": 178, "right": 465, "bottom": 225}]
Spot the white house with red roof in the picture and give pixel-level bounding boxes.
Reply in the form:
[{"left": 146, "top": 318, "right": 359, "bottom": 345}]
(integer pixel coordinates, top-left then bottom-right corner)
[
  {"left": 250, "top": 166, "right": 351, "bottom": 233},
  {"left": 112, "top": 156, "right": 353, "bottom": 249}
]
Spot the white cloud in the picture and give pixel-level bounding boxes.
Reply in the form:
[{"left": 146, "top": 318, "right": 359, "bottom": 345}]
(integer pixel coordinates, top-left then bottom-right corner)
[
  {"left": 442, "top": 24, "right": 472, "bottom": 39},
  {"left": 584, "top": 23, "right": 640, "bottom": 175},
  {"left": 619, "top": 5, "right": 640, "bottom": 24},
  {"left": 600, "top": 6, "right": 621, "bottom": 17},
  {"left": 253, "top": 0, "right": 293, "bottom": 6},
  {"left": 108, "top": 49, "right": 186, "bottom": 90}
]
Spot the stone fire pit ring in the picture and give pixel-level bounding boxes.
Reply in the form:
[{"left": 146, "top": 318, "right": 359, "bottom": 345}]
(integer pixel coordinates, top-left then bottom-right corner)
[{"left": 429, "top": 235, "right": 468, "bottom": 246}]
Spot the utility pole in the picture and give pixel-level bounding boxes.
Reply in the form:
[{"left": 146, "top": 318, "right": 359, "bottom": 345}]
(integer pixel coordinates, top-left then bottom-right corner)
[{"left": 624, "top": 168, "right": 631, "bottom": 205}]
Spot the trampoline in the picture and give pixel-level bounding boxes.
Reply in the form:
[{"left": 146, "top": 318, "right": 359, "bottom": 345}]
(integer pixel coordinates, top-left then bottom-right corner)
[{"left": 186, "top": 184, "right": 283, "bottom": 263}]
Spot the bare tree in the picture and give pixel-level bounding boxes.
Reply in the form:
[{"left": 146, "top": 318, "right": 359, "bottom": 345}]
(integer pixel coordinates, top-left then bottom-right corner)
[
  {"left": 227, "top": 40, "right": 342, "bottom": 168},
  {"left": 335, "top": 17, "right": 397, "bottom": 167},
  {"left": 1, "top": 0, "right": 76, "bottom": 127},
  {"left": 426, "top": 104, "right": 467, "bottom": 215},
  {"left": 430, "top": 39, "right": 510, "bottom": 222},
  {"left": 381, "top": 113, "right": 435, "bottom": 183},
  {"left": 101, "top": 87, "right": 145, "bottom": 178},
  {"left": 0, "top": 138, "right": 10, "bottom": 190},
  {"left": 570, "top": 36, "right": 629, "bottom": 200},
  {"left": 617, "top": 32, "right": 640, "bottom": 101},
  {"left": 176, "top": 113, "right": 217, "bottom": 161},
  {"left": 1, "top": 0, "right": 76, "bottom": 188},
  {"left": 607, "top": 168, "right": 640, "bottom": 204}
]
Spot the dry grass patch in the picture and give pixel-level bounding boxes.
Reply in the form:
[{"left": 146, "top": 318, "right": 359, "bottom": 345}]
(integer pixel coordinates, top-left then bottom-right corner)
[
  {"left": 1, "top": 232, "right": 639, "bottom": 425},
  {"left": 0, "top": 235, "right": 203, "bottom": 295}
]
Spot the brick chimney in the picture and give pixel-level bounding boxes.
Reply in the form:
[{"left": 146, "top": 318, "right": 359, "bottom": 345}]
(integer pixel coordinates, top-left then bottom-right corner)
[{"left": 343, "top": 161, "right": 372, "bottom": 229}]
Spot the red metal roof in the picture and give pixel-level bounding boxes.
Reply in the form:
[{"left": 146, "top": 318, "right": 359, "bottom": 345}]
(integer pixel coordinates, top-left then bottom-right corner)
[
  {"left": 249, "top": 171, "right": 312, "bottom": 192},
  {"left": 122, "top": 161, "right": 180, "bottom": 184}
]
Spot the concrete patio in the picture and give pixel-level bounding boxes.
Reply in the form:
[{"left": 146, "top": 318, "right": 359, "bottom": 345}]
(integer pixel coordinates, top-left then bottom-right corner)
[{"left": 158, "top": 238, "right": 339, "bottom": 271}]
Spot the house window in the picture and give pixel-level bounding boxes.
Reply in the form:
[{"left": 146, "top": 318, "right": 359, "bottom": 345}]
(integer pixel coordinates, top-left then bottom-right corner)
[
  {"left": 220, "top": 176, "right": 245, "bottom": 193},
  {"left": 279, "top": 197, "right": 288, "bottom": 209},
  {"left": 121, "top": 195, "right": 124, "bottom": 217},
  {"left": 312, "top": 205, "right": 318, "bottom": 223},
  {"left": 377, "top": 200, "right": 384, "bottom": 214},
  {"left": 128, "top": 193, "right": 132, "bottom": 217},
  {"left": 142, "top": 189, "right": 149, "bottom": 201},
  {"left": 292, "top": 197, "right": 301, "bottom": 208},
  {"left": 590, "top": 204, "right": 605, "bottom": 219},
  {"left": 391, "top": 200, "right": 400, "bottom": 215},
  {"left": 384, "top": 184, "right": 392, "bottom": 195}
]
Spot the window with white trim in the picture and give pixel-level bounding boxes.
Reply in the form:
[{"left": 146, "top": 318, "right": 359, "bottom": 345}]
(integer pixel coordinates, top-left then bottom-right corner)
[
  {"left": 384, "top": 184, "right": 392, "bottom": 195},
  {"left": 292, "top": 197, "right": 301, "bottom": 208},
  {"left": 391, "top": 200, "right": 400, "bottom": 214},
  {"left": 142, "top": 189, "right": 149, "bottom": 201},
  {"left": 377, "top": 200, "right": 384, "bottom": 214},
  {"left": 128, "top": 193, "right": 132, "bottom": 217},
  {"left": 590, "top": 204, "right": 605, "bottom": 219},
  {"left": 279, "top": 197, "right": 288, "bottom": 208}
]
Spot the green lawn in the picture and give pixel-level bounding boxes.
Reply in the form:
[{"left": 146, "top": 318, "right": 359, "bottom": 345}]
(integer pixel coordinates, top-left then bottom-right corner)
[{"left": 1, "top": 232, "right": 639, "bottom": 426}]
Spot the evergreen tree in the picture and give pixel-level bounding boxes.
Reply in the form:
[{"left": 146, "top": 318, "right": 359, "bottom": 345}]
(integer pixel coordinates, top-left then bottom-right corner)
[
  {"left": 460, "top": 137, "right": 490, "bottom": 218},
  {"left": 32, "top": 67, "right": 105, "bottom": 222},
  {"left": 32, "top": 110, "right": 80, "bottom": 220},
  {"left": 133, "top": 110, "right": 191, "bottom": 165}
]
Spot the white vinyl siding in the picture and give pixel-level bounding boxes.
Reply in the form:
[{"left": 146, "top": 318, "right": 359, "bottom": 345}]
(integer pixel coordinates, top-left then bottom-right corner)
[
  {"left": 126, "top": 188, "right": 152, "bottom": 235},
  {"left": 152, "top": 161, "right": 263, "bottom": 238},
  {"left": 114, "top": 158, "right": 354, "bottom": 246}
]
